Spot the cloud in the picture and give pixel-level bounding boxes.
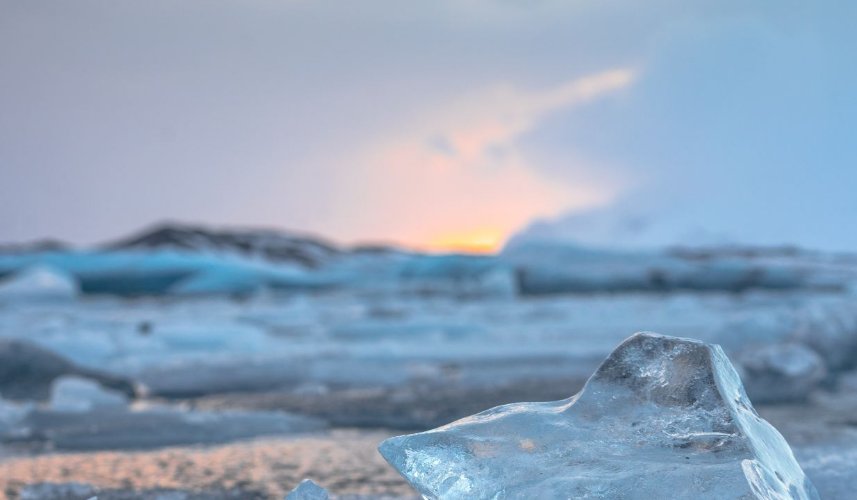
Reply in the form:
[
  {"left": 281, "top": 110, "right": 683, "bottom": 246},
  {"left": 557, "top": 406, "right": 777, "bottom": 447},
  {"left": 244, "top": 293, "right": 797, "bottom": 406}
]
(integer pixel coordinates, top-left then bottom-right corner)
[
  {"left": 509, "top": 4, "right": 857, "bottom": 250},
  {"left": 414, "top": 68, "right": 636, "bottom": 166},
  {"left": 339, "top": 68, "right": 637, "bottom": 250},
  {"left": 2, "top": 0, "right": 855, "bottom": 250}
]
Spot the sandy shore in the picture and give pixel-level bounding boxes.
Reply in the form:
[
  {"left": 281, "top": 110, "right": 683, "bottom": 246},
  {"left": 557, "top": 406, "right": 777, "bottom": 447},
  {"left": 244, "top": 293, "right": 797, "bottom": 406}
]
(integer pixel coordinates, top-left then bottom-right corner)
[
  {"left": 4, "top": 395, "right": 857, "bottom": 499},
  {"left": 0, "top": 429, "right": 414, "bottom": 499}
]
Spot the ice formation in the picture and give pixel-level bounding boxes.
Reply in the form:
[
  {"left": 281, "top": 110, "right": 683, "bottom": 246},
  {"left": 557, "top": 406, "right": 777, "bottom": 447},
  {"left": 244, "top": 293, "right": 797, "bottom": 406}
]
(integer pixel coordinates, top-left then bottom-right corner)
[
  {"left": 49, "top": 375, "right": 129, "bottom": 413},
  {"left": 501, "top": 241, "right": 812, "bottom": 295},
  {"left": 737, "top": 343, "right": 827, "bottom": 403},
  {"left": 10, "top": 407, "right": 325, "bottom": 451},
  {"left": 4, "top": 226, "right": 845, "bottom": 299},
  {"left": 285, "top": 479, "right": 329, "bottom": 500},
  {"left": 379, "top": 332, "right": 819, "bottom": 499},
  {"left": 792, "top": 301, "right": 857, "bottom": 373},
  {"left": 0, "top": 397, "right": 30, "bottom": 437},
  {"left": 0, "top": 265, "right": 78, "bottom": 300},
  {"left": 0, "top": 339, "right": 137, "bottom": 401}
]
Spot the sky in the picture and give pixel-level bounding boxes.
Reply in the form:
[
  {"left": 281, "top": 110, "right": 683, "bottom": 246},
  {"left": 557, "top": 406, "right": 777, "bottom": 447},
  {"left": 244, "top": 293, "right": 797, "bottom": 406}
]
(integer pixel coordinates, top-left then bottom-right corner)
[{"left": 1, "top": 0, "right": 855, "bottom": 252}]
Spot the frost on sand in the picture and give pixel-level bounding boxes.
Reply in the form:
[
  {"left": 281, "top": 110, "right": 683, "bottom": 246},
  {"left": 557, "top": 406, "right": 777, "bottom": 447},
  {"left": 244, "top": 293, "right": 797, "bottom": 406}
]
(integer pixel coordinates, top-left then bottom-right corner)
[{"left": 379, "top": 332, "right": 819, "bottom": 499}]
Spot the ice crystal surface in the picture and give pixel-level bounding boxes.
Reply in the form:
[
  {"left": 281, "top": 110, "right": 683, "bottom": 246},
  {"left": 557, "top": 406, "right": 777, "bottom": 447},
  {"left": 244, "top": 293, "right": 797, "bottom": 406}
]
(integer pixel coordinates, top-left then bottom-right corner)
[{"left": 380, "top": 332, "right": 819, "bottom": 499}]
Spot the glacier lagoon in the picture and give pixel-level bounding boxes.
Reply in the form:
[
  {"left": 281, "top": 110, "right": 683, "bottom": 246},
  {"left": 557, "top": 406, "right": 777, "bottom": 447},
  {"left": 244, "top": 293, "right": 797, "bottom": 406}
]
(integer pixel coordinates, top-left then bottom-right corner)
[{"left": 1, "top": 230, "right": 857, "bottom": 498}]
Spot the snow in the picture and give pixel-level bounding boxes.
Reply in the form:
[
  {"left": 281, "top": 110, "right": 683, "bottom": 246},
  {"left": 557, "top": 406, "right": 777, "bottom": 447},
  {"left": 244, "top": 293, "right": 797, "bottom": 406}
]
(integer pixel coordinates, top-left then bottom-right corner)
[{"left": 379, "top": 333, "right": 819, "bottom": 499}]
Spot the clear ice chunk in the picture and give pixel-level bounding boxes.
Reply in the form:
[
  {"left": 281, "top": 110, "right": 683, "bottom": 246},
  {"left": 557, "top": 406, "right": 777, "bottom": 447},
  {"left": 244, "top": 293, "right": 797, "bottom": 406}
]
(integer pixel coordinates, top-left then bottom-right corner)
[
  {"left": 285, "top": 479, "right": 329, "bottom": 500},
  {"left": 379, "top": 332, "right": 819, "bottom": 499}
]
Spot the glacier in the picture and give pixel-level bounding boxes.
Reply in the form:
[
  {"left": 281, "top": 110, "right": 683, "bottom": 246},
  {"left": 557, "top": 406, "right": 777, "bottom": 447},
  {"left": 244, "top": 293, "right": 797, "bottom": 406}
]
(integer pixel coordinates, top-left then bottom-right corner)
[
  {"left": 3, "top": 228, "right": 857, "bottom": 496},
  {"left": 379, "top": 332, "right": 819, "bottom": 499}
]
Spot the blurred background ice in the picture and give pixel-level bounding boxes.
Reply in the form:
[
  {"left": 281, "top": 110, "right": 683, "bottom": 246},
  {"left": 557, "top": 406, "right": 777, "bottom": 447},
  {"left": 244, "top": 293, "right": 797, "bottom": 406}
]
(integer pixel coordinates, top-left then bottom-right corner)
[{"left": 2, "top": 0, "right": 857, "bottom": 498}]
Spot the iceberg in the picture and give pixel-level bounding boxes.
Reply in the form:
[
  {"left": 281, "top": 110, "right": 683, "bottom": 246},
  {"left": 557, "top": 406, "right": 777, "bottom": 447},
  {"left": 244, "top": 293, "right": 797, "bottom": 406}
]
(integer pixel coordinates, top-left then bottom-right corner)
[
  {"left": 0, "top": 339, "right": 137, "bottom": 401},
  {"left": 395, "top": 254, "right": 516, "bottom": 297},
  {"left": 501, "top": 240, "right": 815, "bottom": 295},
  {"left": 0, "top": 248, "right": 323, "bottom": 297},
  {"left": 737, "top": 342, "right": 827, "bottom": 404},
  {"left": 792, "top": 301, "right": 857, "bottom": 373},
  {"left": 0, "top": 265, "right": 78, "bottom": 301},
  {"left": 379, "top": 332, "right": 819, "bottom": 499},
  {"left": 49, "top": 375, "right": 129, "bottom": 413},
  {"left": 0, "top": 397, "right": 30, "bottom": 437}
]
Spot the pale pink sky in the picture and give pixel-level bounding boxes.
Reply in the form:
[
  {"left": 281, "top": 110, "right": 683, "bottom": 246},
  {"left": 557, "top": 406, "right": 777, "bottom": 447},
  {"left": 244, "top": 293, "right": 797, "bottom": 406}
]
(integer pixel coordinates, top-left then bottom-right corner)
[{"left": 2, "top": 1, "right": 856, "bottom": 251}]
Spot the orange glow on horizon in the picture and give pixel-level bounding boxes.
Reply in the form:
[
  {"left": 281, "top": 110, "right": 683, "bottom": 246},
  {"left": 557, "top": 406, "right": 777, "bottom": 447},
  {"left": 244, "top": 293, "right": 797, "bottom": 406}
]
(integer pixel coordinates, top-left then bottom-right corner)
[{"left": 426, "top": 228, "right": 505, "bottom": 254}]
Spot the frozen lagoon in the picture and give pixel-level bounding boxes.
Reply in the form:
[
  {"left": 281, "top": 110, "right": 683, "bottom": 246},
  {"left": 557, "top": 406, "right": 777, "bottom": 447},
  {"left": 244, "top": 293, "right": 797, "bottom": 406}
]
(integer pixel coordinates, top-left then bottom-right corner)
[
  {"left": 1, "top": 238, "right": 857, "bottom": 497},
  {"left": 1, "top": 290, "right": 857, "bottom": 497}
]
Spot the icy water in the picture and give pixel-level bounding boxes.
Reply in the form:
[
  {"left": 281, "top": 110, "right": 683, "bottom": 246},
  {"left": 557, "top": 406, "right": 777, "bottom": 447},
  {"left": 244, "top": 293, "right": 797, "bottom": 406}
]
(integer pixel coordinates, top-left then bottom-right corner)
[{"left": 1, "top": 289, "right": 857, "bottom": 498}]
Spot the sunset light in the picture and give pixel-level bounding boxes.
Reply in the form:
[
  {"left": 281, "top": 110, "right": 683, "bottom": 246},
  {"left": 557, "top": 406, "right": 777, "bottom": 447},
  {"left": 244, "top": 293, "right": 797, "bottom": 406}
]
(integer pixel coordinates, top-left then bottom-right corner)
[
  {"left": 426, "top": 228, "right": 506, "bottom": 254},
  {"left": 1, "top": 1, "right": 854, "bottom": 497}
]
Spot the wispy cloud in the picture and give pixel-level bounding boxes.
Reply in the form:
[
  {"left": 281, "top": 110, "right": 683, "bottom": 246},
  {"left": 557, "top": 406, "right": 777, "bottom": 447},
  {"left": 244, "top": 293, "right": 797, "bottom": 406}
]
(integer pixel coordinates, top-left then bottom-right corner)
[
  {"left": 10, "top": 1, "right": 849, "bottom": 250},
  {"left": 353, "top": 68, "right": 637, "bottom": 251}
]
